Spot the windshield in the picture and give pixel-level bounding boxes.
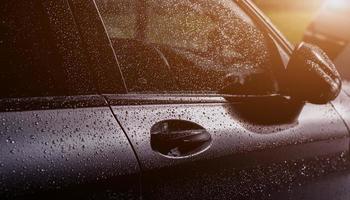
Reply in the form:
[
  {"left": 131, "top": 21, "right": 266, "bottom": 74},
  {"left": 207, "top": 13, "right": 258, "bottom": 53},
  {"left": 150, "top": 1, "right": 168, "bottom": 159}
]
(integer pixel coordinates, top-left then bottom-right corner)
[{"left": 96, "top": 0, "right": 282, "bottom": 94}]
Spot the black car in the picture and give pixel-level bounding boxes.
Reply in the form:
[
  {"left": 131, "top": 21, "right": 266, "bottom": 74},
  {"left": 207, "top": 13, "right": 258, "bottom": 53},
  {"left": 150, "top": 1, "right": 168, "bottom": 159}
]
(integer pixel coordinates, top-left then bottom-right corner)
[{"left": 1, "top": 0, "right": 350, "bottom": 199}]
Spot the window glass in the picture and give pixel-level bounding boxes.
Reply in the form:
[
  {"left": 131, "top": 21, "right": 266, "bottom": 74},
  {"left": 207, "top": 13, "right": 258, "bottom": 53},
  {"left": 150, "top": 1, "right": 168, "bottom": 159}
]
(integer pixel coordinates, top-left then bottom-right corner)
[
  {"left": 96, "top": 0, "right": 280, "bottom": 94},
  {"left": 97, "top": 0, "right": 137, "bottom": 39},
  {"left": 0, "top": 1, "right": 94, "bottom": 98}
]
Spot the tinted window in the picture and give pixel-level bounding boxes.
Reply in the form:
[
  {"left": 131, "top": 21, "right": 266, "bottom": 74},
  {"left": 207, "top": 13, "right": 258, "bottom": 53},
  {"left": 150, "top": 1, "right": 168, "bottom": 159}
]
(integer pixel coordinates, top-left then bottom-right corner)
[
  {"left": 0, "top": 1, "right": 95, "bottom": 98},
  {"left": 96, "top": 0, "right": 280, "bottom": 94}
]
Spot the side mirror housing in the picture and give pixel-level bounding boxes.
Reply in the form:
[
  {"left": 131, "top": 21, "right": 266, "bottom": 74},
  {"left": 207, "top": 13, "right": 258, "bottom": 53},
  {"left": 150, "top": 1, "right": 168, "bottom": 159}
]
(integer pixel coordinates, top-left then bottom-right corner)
[{"left": 285, "top": 42, "right": 342, "bottom": 104}]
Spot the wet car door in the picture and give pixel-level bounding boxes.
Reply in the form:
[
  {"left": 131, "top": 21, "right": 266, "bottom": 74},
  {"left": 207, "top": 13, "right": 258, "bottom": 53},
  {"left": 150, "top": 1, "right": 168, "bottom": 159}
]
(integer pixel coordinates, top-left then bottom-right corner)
[
  {"left": 0, "top": 1, "right": 140, "bottom": 199},
  {"left": 95, "top": 0, "right": 349, "bottom": 199}
]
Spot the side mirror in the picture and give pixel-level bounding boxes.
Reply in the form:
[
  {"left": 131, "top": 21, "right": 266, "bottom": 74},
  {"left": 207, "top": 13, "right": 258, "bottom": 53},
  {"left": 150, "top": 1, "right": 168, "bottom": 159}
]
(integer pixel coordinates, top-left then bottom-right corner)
[{"left": 285, "top": 42, "right": 342, "bottom": 104}]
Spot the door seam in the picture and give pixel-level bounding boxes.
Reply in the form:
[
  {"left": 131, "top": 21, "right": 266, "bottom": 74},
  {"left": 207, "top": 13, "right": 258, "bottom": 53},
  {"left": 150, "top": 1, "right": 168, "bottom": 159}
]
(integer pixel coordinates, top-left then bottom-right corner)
[
  {"left": 101, "top": 95, "right": 143, "bottom": 199},
  {"left": 330, "top": 103, "right": 350, "bottom": 134}
]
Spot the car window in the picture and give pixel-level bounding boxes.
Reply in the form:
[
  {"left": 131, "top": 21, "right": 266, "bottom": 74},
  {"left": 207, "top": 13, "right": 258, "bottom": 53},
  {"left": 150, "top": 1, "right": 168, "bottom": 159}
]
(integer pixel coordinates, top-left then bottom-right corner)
[
  {"left": 96, "top": 0, "right": 280, "bottom": 95},
  {"left": 0, "top": 1, "right": 95, "bottom": 98}
]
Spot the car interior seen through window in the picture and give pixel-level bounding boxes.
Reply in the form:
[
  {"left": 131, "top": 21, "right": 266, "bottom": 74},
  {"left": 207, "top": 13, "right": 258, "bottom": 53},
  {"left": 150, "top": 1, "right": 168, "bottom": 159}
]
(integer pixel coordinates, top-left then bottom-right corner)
[{"left": 96, "top": 0, "right": 281, "bottom": 94}]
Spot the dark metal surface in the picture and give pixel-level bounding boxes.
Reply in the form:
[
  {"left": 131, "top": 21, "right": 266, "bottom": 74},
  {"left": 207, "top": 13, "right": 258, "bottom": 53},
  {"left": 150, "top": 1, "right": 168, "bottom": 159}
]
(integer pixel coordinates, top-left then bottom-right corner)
[
  {"left": 105, "top": 94, "right": 227, "bottom": 105},
  {"left": 271, "top": 169, "right": 350, "bottom": 200},
  {"left": 343, "top": 81, "right": 350, "bottom": 97},
  {"left": 332, "top": 91, "right": 350, "bottom": 131},
  {"left": 0, "top": 106, "right": 140, "bottom": 199},
  {"left": 0, "top": 95, "right": 107, "bottom": 112},
  {"left": 107, "top": 94, "right": 349, "bottom": 199}
]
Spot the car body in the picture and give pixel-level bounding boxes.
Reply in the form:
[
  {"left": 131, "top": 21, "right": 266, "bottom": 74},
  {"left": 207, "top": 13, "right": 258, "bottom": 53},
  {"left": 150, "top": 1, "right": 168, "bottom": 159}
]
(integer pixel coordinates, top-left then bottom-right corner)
[
  {"left": 304, "top": 0, "right": 350, "bottom": 92},
  {"left": 1, "top": 0, "right": 350, "bottom": 199}
]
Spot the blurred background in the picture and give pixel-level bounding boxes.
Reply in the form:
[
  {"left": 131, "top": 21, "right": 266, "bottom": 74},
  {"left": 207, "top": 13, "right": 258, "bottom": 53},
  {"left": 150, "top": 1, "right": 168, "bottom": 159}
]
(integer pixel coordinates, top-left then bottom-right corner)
[
  {"left": 253, "top": 0, "right": 326, "bottom": 44},
  {"left": 253, "top": 0, "right": 350, "bottom": 84}
]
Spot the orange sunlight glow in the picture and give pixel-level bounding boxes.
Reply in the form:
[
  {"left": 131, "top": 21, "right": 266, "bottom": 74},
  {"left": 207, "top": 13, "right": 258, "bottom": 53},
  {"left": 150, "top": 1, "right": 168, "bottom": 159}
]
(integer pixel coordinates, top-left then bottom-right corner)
[{"left": 324, "top": 0, "right": 349, "bottom": 11}]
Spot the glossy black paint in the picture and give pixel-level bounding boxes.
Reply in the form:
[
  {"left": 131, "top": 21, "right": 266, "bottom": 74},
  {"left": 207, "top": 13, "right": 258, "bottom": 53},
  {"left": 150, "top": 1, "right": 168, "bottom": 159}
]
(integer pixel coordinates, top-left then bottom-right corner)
[
  {"left": 150, "top": 120, "right": 212, "bottom": 158},
  {"left": 106, "top": 93, "right": 349, "bottom": 199},
  {"left": 0, "top": 97, "right": 140, "bottom": 199},
  {"left": 0, "top": 96, "right": 107, "bottom": 112},
  {"left": 332, "top": 91, "right": 350, "bottom": 131},
  {"left": 226, "top": 95, "right": 304, "bottom": 125},
  {"left": 286, "top": 42, "right": 342, "bottom": 104}
]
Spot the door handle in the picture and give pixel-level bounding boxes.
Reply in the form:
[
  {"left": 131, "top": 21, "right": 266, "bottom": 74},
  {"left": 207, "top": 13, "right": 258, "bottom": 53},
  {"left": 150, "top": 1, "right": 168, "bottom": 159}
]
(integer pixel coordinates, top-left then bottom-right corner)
[
  {"left": 152, "top": 129, "right": 210, "bottom": 147},
  {"left": 151, "top": 120, "right": 212, "bottom": 158}
]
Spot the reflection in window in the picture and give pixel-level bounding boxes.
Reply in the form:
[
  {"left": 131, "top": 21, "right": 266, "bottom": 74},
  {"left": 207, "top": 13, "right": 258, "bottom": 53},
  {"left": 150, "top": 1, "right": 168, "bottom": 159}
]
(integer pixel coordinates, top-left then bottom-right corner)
[{"left": 96, "top": 0, "right": 280, "bottom": 94}]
